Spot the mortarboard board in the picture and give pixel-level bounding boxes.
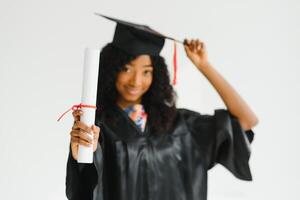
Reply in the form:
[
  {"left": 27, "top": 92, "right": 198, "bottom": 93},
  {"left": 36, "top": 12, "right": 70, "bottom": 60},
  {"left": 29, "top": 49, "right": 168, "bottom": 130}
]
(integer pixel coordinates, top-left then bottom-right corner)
[
  {"left": 95, "top": 13, "right": 183, "bottom": 56},
  {"left": 95, "top": 13, "right": 183, "bottom": 85}
]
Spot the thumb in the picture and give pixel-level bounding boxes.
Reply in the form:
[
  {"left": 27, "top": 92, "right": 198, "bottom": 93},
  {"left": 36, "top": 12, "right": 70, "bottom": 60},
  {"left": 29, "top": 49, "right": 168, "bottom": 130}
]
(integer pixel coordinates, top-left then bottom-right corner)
[{"left": 92, "top": 125, "right": 100, "bottom": 138}]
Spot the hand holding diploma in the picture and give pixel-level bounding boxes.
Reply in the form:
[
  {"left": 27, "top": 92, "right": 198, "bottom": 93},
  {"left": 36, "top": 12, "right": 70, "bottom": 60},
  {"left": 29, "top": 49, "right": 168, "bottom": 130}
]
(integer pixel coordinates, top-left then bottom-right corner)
[
  {"left": 58, "top": 48, "right": 100, "bottom": 163},
  {"left": 70, "top": 109, "right": 100, "bottom": 161}
]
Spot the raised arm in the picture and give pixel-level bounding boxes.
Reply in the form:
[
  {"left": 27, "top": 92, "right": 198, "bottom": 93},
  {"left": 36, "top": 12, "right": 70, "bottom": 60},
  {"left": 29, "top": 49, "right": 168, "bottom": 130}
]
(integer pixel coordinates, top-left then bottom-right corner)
[{"left": 184, "top": 39, "right": 259, "bottom": 131}]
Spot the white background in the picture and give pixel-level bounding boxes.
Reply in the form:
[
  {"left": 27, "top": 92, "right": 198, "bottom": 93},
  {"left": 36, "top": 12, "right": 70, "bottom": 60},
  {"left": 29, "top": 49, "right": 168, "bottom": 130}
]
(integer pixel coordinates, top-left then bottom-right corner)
[{"left": 0, "top": 0, "right": 299, "bottom": 199}]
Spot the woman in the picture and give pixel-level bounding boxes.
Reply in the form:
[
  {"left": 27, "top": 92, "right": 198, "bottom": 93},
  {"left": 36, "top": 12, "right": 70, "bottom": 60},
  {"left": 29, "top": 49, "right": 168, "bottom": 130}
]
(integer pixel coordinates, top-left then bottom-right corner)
[{"left": 66, "top": 16, "right": 258, "bottom": 200}]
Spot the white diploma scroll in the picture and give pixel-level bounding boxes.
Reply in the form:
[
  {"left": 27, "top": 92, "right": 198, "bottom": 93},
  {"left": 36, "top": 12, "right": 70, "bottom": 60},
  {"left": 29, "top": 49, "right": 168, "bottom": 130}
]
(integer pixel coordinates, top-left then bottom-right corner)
[{"left": 77, "top": 48, "right": 100, "bottom": 163}]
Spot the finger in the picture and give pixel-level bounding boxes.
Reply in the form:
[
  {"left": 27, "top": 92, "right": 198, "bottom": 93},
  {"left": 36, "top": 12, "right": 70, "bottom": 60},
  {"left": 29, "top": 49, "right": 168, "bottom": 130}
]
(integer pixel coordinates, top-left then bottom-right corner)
[
  {"left": 190, "top": 39, "right": 194, "bottom": 47},
  {"left": 184, "top": 44, "right": 189, "bottom": 51},
  {"left": 92, "top": 125, "right": 100, "bottom": 139},
  {"left": 72, "top": 109, "right": 83, "bottom": 121},
  {"left": 184, "top": 45, "right": 191, "bottom": 56},
  {"left": 72, "top": 121, "right": 80, "bottom": 131},
  {"left": 79, "top": 139, "right": 93, "bottom": 147},
  {"left": 196, "top": 39, "right": 205, "bottom": 52},
  {"left": 71, "top": 136, "right": 79, "bottom": 144},
  {"left": 183, "top": 39, "right": 188, "bottom": 45},
  {"left": 93, "top": 133, "right": 98, "bottom": 141},
  {"left": 72, "top": 110, "right": 82, "bottom": 122},
  {"left": 184, "top": 38, "right": 190, "bottom": 45},
  {"left": 185, "top": 39, "right": 193, "bottom": 48},
  {"left": 79, "top": 130, "right": 93, "bottom": 143},
  {"left": 191, "top": 39, "right": 197, "bottom": 51},
  {"left": 195, "top": 39, "right": 201, "bottom": 50},
  {"left": 70, "top": 130, "right": 80, "bottom": 137},
  {"left": 76, "top": 121, "right": 92, "bottom": 133},
  {"left": 79, "top": 130, "right": 93, "bottom": 144},
  {"left": 184, "top": 45, "right": 194, "bottom": 57},
  {"left": 92, "top": 125, "right": 100, "bottom": 134},
  {"left": 201, "top": 42, "right": 206, "bottom": 50}
]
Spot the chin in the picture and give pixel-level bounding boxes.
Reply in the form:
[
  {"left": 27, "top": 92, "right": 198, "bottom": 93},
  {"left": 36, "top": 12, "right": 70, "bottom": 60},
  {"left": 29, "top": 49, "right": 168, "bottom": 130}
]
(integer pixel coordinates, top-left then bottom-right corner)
[{"left": 123, "top": 94, "right": 142, "bottom": 103}]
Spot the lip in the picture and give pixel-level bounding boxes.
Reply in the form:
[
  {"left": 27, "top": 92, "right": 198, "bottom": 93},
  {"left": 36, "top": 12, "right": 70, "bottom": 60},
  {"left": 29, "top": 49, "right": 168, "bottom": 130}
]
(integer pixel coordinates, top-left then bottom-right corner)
[{"left": 126, "top": 87, "right": 141, "bottom": 95}]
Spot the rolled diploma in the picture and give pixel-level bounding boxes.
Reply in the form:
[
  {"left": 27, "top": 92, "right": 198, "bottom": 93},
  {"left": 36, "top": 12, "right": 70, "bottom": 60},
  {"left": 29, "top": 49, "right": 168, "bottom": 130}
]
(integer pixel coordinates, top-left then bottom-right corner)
[{"left": 77, "top": 48, "right": 100, "bottom": 163}]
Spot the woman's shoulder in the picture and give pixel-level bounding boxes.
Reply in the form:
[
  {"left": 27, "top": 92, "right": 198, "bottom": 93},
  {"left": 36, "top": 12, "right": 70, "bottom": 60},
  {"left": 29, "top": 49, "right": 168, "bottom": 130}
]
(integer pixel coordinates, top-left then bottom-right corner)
[
  {"left": 176, "top": 108, "right": 201, "bottom": 116},
  {"left": 176, "top": 107, "right": 229, "bottom": 119},
  {"left": 174, "top": 108, "right": 235, "bottom": 133},
  {"left": 173, "top": 108, "right": 217, "bottom": 130},
  {"left": 175, "top": 107, "right": 215, "bottom": 120}
]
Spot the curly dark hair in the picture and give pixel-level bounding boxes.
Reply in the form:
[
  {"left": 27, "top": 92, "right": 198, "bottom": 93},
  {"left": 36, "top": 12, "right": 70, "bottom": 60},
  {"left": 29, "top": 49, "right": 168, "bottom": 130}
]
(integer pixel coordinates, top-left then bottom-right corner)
[{"left": 96, "top": 43, "right": 177, "bottom": 134}]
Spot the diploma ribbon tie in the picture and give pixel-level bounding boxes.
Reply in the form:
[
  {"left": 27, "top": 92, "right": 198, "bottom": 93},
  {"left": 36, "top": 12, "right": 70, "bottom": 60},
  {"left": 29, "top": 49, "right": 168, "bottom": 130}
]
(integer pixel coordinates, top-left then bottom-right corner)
[{"left": 57, "top": 103, "right": 97, "bottom": 122}]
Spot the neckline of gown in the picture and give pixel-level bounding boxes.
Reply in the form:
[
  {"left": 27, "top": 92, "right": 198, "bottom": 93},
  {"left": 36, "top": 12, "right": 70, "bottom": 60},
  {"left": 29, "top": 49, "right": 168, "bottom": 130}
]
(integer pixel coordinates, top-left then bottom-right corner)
[{"left": 113, "top": 104, "right": 149, "bottom": 136}]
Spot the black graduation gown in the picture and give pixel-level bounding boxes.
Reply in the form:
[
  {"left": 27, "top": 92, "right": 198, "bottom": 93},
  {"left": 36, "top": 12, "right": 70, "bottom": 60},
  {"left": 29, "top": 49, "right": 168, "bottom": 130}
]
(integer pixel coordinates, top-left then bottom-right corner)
[{"left": 66, "top": 105, "right": 254, "bottom": 200}]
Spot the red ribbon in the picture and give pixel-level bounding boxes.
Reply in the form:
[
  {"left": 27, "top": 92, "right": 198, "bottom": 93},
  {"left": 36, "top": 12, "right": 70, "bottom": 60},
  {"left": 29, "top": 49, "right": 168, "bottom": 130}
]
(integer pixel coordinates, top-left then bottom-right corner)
[
  {"left": 57, "top": 103, "right": 97, "bottom": 122},
  {"left": 172, "top": 41, "right": 177, "bottom": 85}
]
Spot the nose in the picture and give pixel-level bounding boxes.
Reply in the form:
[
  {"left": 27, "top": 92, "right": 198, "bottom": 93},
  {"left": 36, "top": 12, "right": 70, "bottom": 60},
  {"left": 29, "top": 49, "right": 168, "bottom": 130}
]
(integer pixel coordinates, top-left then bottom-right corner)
[{"left": 129, "top": 71, "right": 143, "bottom": 87}]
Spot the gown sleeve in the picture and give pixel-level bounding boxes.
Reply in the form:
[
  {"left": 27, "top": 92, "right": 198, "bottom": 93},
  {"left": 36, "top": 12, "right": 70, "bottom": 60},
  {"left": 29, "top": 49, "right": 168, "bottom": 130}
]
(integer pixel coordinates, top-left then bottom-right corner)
[
  {"left": 65, "top": 144, "right": 99, "bottom": 200},
  {"left": 182, "top": 108, "right": 254, "bottom": 181}
]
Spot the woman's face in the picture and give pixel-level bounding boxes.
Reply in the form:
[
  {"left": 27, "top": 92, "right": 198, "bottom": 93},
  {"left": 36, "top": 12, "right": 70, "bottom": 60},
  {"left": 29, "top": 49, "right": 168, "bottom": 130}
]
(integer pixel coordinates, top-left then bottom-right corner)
[{"left": 116, "top": 55, "right": 153, "bottom": 109}]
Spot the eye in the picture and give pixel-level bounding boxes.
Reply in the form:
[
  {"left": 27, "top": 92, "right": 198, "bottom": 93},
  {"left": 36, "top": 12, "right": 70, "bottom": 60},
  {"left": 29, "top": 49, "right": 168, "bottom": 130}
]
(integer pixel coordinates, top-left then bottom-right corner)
[
  {"left": 121, "top": 66, "right": 131, "bottom": 73},
  {"left": 143, "top": 70, "right": 153, "bottom": 76}
]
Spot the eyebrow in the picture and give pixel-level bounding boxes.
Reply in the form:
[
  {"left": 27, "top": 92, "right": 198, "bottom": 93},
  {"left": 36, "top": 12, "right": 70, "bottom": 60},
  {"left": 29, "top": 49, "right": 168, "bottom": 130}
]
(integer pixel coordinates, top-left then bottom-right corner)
[
  {"left": 143, "top": 64, "right": 153, "bottom": 67},
  {"left": 126, "top": 64, "right": 153, "bottom": 68}
]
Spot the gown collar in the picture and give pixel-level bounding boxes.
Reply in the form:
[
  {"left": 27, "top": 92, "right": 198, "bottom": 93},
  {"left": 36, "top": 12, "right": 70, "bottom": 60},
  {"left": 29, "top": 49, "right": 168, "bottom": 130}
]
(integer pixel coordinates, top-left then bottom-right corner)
[
  {"left": 113, "top": 104, "right": 150, "bottom": 136},
  {"left": 123, "top": 104, "right": 147, "bottom": 132}
]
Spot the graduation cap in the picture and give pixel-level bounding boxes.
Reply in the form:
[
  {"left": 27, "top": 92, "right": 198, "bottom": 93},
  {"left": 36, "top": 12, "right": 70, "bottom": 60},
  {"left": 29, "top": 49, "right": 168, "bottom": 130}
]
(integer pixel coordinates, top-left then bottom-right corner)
[{"left": 95, "top": 13, "right": 183, "bottom": 85}]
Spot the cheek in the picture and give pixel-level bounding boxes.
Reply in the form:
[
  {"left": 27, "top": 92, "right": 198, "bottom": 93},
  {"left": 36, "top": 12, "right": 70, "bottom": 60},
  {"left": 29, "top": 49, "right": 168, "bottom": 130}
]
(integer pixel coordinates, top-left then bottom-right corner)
[
  {"left": 116, "top": 72, "right": 131, "bottom": 84},
  {"left": 115, "top": 74, "right": 127, "bottom": 91},
  {"left": 143, "top": 76, "right": 153, "bottom": 90}
]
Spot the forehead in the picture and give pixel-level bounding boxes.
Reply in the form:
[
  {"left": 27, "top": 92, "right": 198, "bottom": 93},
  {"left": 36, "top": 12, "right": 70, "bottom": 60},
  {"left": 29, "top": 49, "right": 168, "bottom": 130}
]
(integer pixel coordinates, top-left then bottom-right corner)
[{"left": 128, "top": 55, "right": 152, "bottom": 66}]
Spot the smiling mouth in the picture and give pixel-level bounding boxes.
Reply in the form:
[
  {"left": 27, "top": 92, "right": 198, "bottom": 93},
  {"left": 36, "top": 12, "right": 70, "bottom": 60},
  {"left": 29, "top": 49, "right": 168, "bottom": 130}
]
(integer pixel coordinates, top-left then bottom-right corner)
[{"left": 126, "top": 87, "right": 141, "bottom": 95}]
